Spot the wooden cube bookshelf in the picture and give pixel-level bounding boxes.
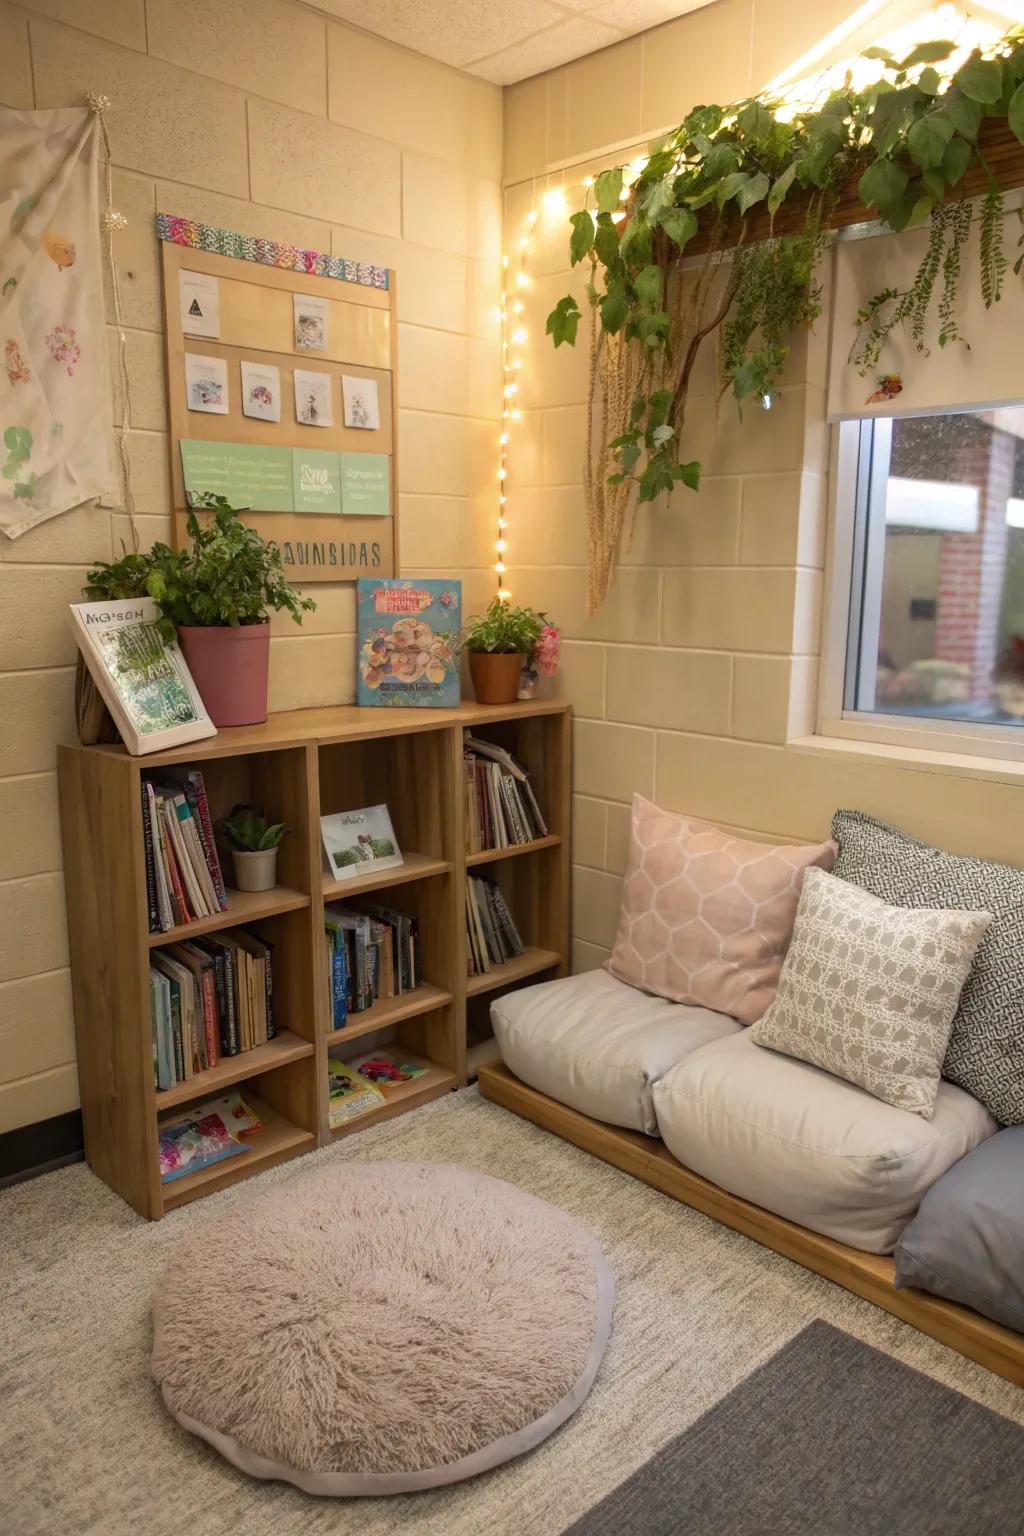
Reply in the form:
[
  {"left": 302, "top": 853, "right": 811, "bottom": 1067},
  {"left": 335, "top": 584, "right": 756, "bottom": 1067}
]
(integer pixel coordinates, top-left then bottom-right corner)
[{"left": 57, "top": 700, "right": 570, "bottom": 1218}]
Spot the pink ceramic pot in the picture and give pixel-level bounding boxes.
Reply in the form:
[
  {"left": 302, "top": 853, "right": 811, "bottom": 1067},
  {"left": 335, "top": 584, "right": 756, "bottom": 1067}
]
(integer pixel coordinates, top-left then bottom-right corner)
[{"left": 177, "top": 622, "right": 270, "bottom": 727}]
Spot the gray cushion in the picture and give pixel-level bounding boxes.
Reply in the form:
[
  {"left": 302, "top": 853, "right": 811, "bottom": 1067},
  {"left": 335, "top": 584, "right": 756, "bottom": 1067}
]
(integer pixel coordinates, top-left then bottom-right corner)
[
  {"left": 894, "top": 1127, "right": 1024, "bottom": 1334},
  {"left": 832, "top": 809, "right": 1024, "bottom": 1125}
]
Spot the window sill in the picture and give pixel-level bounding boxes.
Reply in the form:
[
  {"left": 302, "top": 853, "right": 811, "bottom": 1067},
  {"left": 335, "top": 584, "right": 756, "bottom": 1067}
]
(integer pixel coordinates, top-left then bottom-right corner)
[{"left": 789, "top": 730, "right": 1024, "bottom": 787}]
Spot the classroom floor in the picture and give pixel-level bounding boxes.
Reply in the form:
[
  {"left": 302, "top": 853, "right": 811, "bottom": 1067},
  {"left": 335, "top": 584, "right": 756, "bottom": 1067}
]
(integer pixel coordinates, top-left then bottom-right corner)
[{"left": 4, "top": 1087, "right": 1023, "bottom": 1536}]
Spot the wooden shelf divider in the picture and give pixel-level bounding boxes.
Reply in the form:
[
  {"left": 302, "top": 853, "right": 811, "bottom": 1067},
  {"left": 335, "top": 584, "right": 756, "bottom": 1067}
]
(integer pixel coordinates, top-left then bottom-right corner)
[{"left": 57, "top": 699, "right": 570, "bottom": 1218}]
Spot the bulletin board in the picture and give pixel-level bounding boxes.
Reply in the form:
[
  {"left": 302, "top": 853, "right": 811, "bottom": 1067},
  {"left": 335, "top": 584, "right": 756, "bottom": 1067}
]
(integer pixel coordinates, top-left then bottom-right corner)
[{"left": 158, "top": 223, "right": 398, "bottom": 582}]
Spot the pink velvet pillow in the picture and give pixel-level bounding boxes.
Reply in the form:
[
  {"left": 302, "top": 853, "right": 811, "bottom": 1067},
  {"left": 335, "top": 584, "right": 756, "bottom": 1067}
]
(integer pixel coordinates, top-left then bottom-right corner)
[{"left": 608, "top": 796, "right": 836, "bottom": 1025}]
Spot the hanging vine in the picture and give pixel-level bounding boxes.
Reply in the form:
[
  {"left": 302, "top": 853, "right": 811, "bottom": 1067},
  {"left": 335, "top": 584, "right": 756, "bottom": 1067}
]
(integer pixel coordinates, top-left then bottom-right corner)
[{"left": 546, "top": 30, "right": 1024, "bottom": 612}]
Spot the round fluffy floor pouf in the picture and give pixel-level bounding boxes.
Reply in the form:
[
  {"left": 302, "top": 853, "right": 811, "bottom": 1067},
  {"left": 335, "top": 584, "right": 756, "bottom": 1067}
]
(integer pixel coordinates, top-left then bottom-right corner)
[{"left": 152, "top": 1161, "right": 613, "bottom": 1495}]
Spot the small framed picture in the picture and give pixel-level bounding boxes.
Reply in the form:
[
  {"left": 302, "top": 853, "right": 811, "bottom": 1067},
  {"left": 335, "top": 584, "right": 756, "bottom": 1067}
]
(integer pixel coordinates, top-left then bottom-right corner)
[
  {"left": 294, "top": 368, "right": 334, "bottom": 428},
  {"left": 240, "top": 360, "right": 281, "bottom": 423},
  {"left": 342, "top": 374, "right": 380, "bottom": 430},
  {"left": 185, "top": 353, "right": 228, "bottom": 414},
  {"left": 293, "top": 292, "right": 329, "bottom": 352},
  {"left": 320, "top": 805, "right": 403, "bottom": 880}
]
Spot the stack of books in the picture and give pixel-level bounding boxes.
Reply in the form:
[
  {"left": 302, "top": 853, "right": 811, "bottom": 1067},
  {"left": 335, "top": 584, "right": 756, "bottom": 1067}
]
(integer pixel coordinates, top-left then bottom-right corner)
[
  {"left": 328, "top": 1050, "right": 428, "bottom": 1130},
  {"left": 465, "top": 875, "right": 525, "bottom": 976},
  {"left": 142, "top": 770, "right": 228, "bottom": 933},
  {"left": 463, "top": 734, "right": 548, "bottom": 854},
  {"left": 150, "top": 929, "right": 275, "bottom": 1090},
  {"left": 324, "top": 903, "right": 422, "bottom": 1030}
]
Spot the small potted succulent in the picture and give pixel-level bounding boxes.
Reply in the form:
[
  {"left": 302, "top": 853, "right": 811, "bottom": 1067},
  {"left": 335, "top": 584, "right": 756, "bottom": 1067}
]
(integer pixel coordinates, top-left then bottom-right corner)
[
  {"left": 216, "top": 805, "right": 286, "bottom": 892},
  {"left": 84, "top": 496, "right": 315, "bottom": 729},
  {"left": 462, "top": 598, "right": 561, "bottom": 705}
]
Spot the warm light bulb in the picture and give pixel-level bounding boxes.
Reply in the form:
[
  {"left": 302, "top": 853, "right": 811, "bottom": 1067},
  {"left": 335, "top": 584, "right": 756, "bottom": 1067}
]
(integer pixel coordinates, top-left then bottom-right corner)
[
  {"left": 516, "top": 271, "right": 529, "bottom": 289},
  {"left": 496, "top": 538, "right": 507, "bottom": 553},
  {"left": 512, "top": 301, "right": 524, "bottom": 314},
  {"left": 582, "top": 175, "right": 594, "bottom": 187},
  {"left": 510, "top": 408, "right": 522, "bottom": 421},
  {"left": 512, "top": 327, "right": 527, "bottom": 345},
  {"left": 542, "top": 186, "right": 567, "bottom": 216},
  {"left": 499, "top": 495, "right": 507, "bottom": 506},
  {"left": 498, "top": 516, "right": 507, "bottom": 529},
  {"left": 501, "top": 254, "right": 509, "bottom": 268},
  {"left": 497, "top": 466, "right": 507, "bottom": 481},
  {"left": 525, "top": 209, "right": 537, "bottom": 228},
  {"left": 519, "top": 235, "right": 528, "bottom": 250},
  {"left": 503, "top": 382, "right": 518, "bottom": 397},
  {"left": 499, "top": 432, "right": 510, "bottom": 445},
  {"left": 495, "top": 560, "right": 506, "bottom": 574}
]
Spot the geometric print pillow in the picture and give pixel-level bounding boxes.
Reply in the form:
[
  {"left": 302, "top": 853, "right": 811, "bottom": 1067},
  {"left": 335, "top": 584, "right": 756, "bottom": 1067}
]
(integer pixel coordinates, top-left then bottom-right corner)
[
  {"left": 608, "top": 795, "right": 836, "bottom": 1025},
  {"left": 832, "top": 809, "right": 1024, "bottom": 1125},
  {"left": 750, "top": 867, "right": 992, "bottom": 1120}
]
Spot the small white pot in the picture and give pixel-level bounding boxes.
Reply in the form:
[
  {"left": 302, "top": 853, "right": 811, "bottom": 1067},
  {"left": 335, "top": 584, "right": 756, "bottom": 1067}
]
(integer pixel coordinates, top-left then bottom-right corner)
[{"left": 231, "top": 847, "right": 278, "bottom": 893}]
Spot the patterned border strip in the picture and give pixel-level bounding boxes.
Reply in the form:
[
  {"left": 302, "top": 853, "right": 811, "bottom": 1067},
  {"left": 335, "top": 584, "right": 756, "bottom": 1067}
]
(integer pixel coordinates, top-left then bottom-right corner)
[{"left": 155, "top": 213, "right": 389, "bottom": 290}]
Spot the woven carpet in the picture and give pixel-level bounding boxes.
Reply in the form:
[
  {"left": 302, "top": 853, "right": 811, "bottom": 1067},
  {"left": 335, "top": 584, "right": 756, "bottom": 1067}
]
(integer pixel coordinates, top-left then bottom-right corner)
[
  {"left": 564, "top": 1319, "right": 1024, "bottom": 1535},
  {"left": 3, "top": 1087, "right": 1024, "bottom": 1536}
]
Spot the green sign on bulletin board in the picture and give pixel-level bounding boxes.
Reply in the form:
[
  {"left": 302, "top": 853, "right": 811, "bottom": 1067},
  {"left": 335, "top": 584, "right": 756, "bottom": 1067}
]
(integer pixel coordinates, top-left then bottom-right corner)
[
  {"left": 181, "top": 440, "right": 389, "bottom": 517},
  {"left": 293, "top": 448, "right": 342, "bottom": 514},
  {"left": 180, "top": 440, "right": 293, "bottom": 512},
  {"left": 340, "top": 452, "right": 390, "bottom": 516}
]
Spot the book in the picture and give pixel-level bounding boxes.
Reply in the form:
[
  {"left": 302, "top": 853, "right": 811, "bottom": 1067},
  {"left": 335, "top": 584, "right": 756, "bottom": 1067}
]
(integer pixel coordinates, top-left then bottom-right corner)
[
  {"left": 465, "top": 875, "right": 525, "bottom": 975},
  {"left": 463, "top": 731, "right": 548, "bottom": 853},
  {"left": 144, "top": 771, "right": 228, "bottom": 934},
  {"left": 347, "top": 1050, "right": 427, "bottom": 1092},
  {"left": 357, "top": 578, "right": 461, "bottom": 707},
  {"left": 320, "top": 804, "right": 403, "bottom": 883},
  {"left": 327, "top": 1058, "right": 385, "bottom": 1126},
  {"left": 68, "top": 597, "right": 215, "bottom": 756}
]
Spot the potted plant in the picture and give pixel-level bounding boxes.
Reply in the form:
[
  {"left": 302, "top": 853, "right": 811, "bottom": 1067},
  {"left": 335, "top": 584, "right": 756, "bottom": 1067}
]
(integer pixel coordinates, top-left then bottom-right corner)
[
  {"left": 216, "top": 805, "right": 286, "bottom": 892},
  {"left": 462, "top": 599, "right": 560, "bottom": 705},
  {"left": 86, "top": 497, "right": 315, "bottom": 727}
]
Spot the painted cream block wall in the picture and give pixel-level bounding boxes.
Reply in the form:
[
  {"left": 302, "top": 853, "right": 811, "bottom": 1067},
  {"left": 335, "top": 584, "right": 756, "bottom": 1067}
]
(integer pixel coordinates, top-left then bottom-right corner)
[
  {"left": 0, "top": 0, "right": 503, "bottom": 1134},
  {"left": 503, "top": 0, "right": 1024, "bottom": 977}
]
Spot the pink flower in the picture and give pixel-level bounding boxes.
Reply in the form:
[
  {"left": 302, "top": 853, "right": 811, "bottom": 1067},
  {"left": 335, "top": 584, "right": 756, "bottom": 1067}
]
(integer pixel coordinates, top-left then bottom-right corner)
[{"left": 533, "top": 624, "right": 561, "bottom": 677}]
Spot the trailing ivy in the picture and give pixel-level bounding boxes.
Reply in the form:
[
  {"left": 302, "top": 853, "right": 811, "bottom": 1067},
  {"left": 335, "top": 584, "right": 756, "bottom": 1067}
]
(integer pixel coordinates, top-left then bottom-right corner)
[{"left": 546, "top": 28, "right": 1024, "bottom": 609}]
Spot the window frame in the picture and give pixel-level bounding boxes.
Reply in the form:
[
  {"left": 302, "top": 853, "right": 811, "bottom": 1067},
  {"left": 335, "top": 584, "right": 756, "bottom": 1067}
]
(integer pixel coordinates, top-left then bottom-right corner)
[{"left": 818, "top": 414, "right": 1024, "bottom": 766}]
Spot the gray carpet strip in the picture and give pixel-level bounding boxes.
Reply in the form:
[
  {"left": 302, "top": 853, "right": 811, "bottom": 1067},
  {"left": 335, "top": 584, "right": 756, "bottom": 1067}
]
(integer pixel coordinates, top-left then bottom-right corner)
[{"left": 563, "top": 1319, "right": 1024, "bottom": 1536}]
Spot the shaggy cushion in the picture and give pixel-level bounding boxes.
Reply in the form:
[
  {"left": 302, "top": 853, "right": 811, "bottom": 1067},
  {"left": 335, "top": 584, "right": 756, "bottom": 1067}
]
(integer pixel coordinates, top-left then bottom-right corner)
[
  {"left": 750, "top": 868, "right": 991, "bottom": 1119},
  {"left": 152, "top": 1161, "right": 613, "bottom": 1495},
  {"left": 832, "top": 809, "right": 1024, "bottom": 1125},
  {"left": 608, "top": 794, "right": 836, "bottom": 1024}
]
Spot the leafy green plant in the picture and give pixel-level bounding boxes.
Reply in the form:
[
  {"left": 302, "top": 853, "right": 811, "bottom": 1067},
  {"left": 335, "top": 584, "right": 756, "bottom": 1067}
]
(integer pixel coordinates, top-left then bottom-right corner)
[
  {"left": 545, "top": 27, "right": 1024, "bottom": 610},
  {"left": 462, "top": 599, "right": 547, "bottom": 655},
  {"left": 216, "top": 804, "right": 286, "bottom": 852},
  {"left": 84, "top": 496, "right": 316, "bottom": 635}
]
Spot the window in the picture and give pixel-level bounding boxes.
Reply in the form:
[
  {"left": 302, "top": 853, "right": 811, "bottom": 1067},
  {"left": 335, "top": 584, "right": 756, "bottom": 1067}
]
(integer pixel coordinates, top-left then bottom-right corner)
[{"left": 827, "top": 407, "right": 1024, "bottom": 759}]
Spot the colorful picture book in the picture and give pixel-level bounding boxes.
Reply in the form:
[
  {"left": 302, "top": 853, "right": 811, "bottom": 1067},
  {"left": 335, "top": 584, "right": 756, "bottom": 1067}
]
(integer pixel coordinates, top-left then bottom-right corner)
[
  {"left": 142, "top": 770, "right": 228, "bottom": 933},
  {"left": 327, "top": 1058, "right": 385, "bottom": 1128},
  {"left": 150, "top": 926, "right": 275, "bottom": 1090},
  {"left": 466, "top": 875, "right": 525, "bottom": 977},
  {"left": 323, "top": 901, "right": 421, "bottom": 1030},
  {"left": 158, "top": 1091, "right": 261, "bottom": 1183},
  {"left": 320, "top": 804, "right": 403, "bottom": 882},
  {"left": 357, "top": 578, "right": 461, "bottom": 708},
  {"left": 347, "top": 1050, "right": 427, "bottom": 1090},
  {"left": 69, "top": 598, "right": 216, "bottom": 756},
  {"left": 463, "top": 733, "right": 548, "bottom": 854}
]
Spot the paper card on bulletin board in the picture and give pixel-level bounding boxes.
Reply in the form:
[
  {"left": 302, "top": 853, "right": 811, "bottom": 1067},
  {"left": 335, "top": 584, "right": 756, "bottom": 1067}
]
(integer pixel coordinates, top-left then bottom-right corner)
[
  {"left": 180, "top": 439, "right": 293, "bottom": 511},
  {"left": 293, "top": 448, "right": 342, "bottom": 514}
]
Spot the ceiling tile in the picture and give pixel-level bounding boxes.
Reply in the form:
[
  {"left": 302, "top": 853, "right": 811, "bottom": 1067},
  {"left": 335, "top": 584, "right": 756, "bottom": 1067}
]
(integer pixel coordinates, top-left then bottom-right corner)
[
  {"left": 318, "top": 0, "right": 568, "bottom": 67},
  {"left": 588, "top": 0, "right": 706, "bottom": 27},
  {"left": 470, "top": 16, "right": 624, "bottom": 84}
]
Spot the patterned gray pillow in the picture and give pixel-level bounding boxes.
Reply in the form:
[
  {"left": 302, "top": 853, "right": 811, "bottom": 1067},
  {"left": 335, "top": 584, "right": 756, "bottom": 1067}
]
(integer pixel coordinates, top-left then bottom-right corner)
[
  {"left": 750, "top": 868, "right": 991, "bottom": 1119},
  {"left": 833, "top": 809, "right": 1024, "bottom": 1125}
]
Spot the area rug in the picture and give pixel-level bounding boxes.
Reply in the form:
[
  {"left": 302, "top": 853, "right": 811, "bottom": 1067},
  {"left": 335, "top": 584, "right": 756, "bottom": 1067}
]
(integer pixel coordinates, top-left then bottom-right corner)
[
  {"left": 3, "top": 1087, "right": 1024, "bottom": 1536},
  {"left": 563, "top": 1319, "right": 1024, "bottom": 1535}
]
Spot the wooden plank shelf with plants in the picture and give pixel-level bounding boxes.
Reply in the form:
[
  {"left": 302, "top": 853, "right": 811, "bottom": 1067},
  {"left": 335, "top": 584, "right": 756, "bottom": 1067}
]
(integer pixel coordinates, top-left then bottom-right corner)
[{"left": 57, "top": 698, "right": 570, "bottom": 1218}]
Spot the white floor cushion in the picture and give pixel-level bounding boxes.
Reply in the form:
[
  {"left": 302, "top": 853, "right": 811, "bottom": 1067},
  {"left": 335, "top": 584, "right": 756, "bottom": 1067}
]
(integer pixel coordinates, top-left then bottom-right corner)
[
  {"left": 652, "top": 1033, "right": 997, "bottom": 1253},
  {"left": 491, "top": 968, "right": 741, "bottom": 1135}
]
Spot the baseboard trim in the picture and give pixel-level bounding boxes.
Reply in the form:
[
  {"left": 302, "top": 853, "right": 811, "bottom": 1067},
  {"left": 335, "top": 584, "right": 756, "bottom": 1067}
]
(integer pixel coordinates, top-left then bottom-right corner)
[
  {"left": 0, "top": 1110, "right": 84, "bottom": 1188},
  {"left": 477, "top": 1061, "right": 1024, "bottom": 1389}
]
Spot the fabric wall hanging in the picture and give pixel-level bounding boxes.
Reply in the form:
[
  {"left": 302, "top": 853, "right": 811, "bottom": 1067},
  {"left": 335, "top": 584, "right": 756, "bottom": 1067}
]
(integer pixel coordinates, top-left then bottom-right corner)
[{"left": 0, "top": 106, "right": 114, "bottom": 538}]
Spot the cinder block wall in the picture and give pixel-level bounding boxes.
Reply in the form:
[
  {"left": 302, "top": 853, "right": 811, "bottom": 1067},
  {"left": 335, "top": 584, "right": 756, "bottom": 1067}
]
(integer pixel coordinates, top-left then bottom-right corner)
[
  {"left": 501, "top": 0, "right": 1024, "bottom": 974},
  {"left": 0, "top": 0, "right": 503, "bottom": 1134}
]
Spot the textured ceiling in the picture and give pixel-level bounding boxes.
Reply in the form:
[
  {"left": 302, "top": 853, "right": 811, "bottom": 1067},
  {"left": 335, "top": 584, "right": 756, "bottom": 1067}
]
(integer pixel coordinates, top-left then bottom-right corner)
[{"left": 315, "top": 0, "right": 715, "bottom": 84}]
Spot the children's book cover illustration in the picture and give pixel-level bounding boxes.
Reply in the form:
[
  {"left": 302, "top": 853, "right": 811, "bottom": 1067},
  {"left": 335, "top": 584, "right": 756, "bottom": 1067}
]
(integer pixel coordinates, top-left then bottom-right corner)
[{"left": 357, "top": 579, "right": 461, "bottom": 708}]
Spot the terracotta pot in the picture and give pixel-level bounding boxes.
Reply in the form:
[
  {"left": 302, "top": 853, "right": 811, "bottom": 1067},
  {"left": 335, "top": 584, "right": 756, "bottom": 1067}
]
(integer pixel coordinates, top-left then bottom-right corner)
[
  {"left": 468, "top": 651, "right": 525, "bottom": 705},
  {"left": 231, "top": 847, "right": 278, "bottom": 892},
  {"left": 177, "top": 622, "right": 270, "bottom": 727}
]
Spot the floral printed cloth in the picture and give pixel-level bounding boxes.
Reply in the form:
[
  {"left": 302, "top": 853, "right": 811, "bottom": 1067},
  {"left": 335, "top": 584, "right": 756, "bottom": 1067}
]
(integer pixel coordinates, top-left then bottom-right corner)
[{"left": 0, "top": 107, "right": 113, "bottom": 537}]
